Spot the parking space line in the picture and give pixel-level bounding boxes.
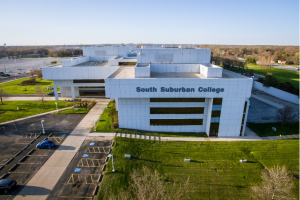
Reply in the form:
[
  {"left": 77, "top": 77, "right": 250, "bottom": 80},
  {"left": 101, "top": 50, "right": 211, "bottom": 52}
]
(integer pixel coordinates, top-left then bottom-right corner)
[
  {"left": 77, "top": 158, "right": 104, "bottom": 167},
  {"left": 48, "top": 137, "right": 64, "bottom": 144},
  {"left": 8, "top": 172, "right": 28, "bottom": 173},
  {"left": 287, "top": 135, "right": 293, "bottom": 139},
  {"left": 21, "top": 133, "right": 37, "bottom": 139},
  {"left": 85, "top": 147, "right": 109, "bottom": 153},
  {"left": 293, "top": 134, "right": 298, "bottom": 138},
  {"left": 67, "top": 174, "right": 100, "bottom": 185},
  {"left": 27, "top": 155, "right": 48, "bottom": 157},
  {"left": 276, "top": 136, "right": 281, "bottom": 139},
  {"left": 281, "top": 135, "right": 287, "bottom": 139}
]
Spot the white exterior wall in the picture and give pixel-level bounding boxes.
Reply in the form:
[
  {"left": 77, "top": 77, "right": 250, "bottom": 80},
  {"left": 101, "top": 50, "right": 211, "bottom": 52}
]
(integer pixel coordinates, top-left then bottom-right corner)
[
  {"left": 62, "top": 57, "right": 89, "bottom": 67},
  {"left": 83, "top": 45, "right": 137, "bottom": 57},
  {"left": 135, "top": 66, "right": 150, "bottom": 78},
  {"left": 108, "top": 57, "right": 137, "bottom": 66},
  {"left": 42, "top": 66, "right": 119, "bottom": 80},
  {"left": 253, "top": 81, "right": 299, "bottom": 104},
  {"left": 118, "top": 98, "right": 210, "bottom": 132},
  {"left": 137, "top": 48, "right": 211, "bottom": 64},
  {"left": 150, "top": 64, "right": 200, "bottom": 73},
  {"left": 200, "top": 64, "right": 223, "bottom": 78},
  {"left": 106, "top": 77, "right": 252, "bottom": 136}
]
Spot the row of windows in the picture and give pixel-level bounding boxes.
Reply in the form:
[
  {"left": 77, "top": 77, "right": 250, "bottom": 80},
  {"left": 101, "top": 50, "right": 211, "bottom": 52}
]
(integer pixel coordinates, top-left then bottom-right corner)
[
  {"left": 150, "top": 119, "right": 203, "bottom": 126},
  {"left": 79, "top": 90, "right": 105, "bottom": 96},
  {"left": 150, "top": 98, "right": 205, "bottom": 102},
  {"left": 150, "top": 107, "right": 204, "bottom": 114},
  {"left": 73, "top": 79, "right": 105, "bottom": 83}
]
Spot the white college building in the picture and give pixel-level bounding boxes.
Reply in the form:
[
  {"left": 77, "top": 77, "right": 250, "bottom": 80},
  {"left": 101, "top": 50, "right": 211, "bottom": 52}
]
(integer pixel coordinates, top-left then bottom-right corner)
[{"left": 42, "top": 45, "right": 253, "bottom": 137}]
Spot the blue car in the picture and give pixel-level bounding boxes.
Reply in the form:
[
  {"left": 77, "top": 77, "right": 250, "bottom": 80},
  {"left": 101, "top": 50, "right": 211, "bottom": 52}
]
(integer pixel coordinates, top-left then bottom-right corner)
[{"left": 36, "top": 140, "right": 55, "bottom": 149}]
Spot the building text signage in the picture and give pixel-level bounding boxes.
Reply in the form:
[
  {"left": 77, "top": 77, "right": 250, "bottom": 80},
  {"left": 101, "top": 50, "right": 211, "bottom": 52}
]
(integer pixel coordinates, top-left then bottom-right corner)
[{"left": 136, "top": 87, "right": 224, "bottom": 93}]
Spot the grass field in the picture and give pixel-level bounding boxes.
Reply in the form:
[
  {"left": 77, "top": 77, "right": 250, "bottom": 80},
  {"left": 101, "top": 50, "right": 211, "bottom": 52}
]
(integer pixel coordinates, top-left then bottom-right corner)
[
  {"left": 247, "top": 123, "right": 299, "bottom": 137},
  {"left": 94, "top": 102, "right": 207, "bottom": 137},
  {"left": 57, "top": 106, "right": 89, "bottom": 114},
  {"left": 0, "top": 101, "right": 75, "bottom": 122},
  {"left": 98, "top": 138, "right": 299, "bottom": 200},
  {"left": 245, "top": 64, "right": 299, "bottom": 89},
  {"left": 0, "top": 78, "right": 57, "bottom": 94}
]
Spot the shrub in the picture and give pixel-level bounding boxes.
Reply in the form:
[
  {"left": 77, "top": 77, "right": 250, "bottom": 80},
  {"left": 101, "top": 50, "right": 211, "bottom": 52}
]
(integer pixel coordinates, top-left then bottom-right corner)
[
  {"left": 111, "top": 122, "right": 119, "bottom": 129},
  {"left": 51, "top": 61, "right": 57, "bottom": 64},
  {"left": 87, "top": 100, "right": 96, "bottom": 110},
  {"left": 20, "top": 78, "right": 36, "bottom": 86}
]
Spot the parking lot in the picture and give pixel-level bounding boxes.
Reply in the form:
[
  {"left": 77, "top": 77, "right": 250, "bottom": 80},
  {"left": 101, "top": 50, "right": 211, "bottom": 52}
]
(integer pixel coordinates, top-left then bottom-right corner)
[
  {"left": 48, "top": 138, "right": 113, "bottom": 200},
  {"left": 0, "top": 113, "right": 86, "bottom": 199},
  {"left": 0, "top": 57, "right": 65, "bottom": 75}
]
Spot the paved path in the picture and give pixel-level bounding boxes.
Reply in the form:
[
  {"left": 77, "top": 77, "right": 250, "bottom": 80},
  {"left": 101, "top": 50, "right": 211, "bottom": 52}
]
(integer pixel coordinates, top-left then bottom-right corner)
[
  {"left": 0, "top": 107, "right": 72, "bottom": 125},
  {"left": 251, "top": 94, "right": 284, "bottom": 109},
  {"left": 14, "top": 99, "right": 110, "bottom": 200}
]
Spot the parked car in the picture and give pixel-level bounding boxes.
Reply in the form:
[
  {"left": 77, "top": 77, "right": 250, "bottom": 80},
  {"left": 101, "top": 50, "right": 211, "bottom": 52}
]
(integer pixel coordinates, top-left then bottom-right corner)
[
  {"left": 36, "top": 140, "right": 55, "bottom": 149},
  {"left": 47, "top": 91, "right": 54, "bottom": 95},
  {"left": 7, "top": 70, "right": 12, "bottom": 73},
  {"left": 16, "top": 68, "right": 21, "bottom": 70},
  {"left": 0, "top": 179, "right": 17, "bottom": 194},
  {"left": 0, "top": 73, "right": 10, "bottom": 77}
]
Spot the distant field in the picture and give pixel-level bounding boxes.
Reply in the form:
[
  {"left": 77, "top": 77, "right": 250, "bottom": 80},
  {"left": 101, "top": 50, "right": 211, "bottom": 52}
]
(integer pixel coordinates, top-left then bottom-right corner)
[
  {"left": 98, "top": 138, "right": 299, "bottom": 200},
  {"left": 245, "top": 64, "right": 299, "bottom": 89},
  {"left": 0, "top": 78, "right": 57, "bottom": 94}
]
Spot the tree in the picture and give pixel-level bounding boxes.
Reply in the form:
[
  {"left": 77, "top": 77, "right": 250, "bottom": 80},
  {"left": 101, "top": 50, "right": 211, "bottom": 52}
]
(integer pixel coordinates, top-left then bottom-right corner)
[
  {"left": 35, "top": 84, "right": 45, "bottom": 109},
  {"left": 36, "top": 69, "right": 43, "bottom": 78},
  {"left": 109, "top": 166, "right": 190, "bottom": 200},
  {"left": 245, "top": 57, "right": 257, "bottom": 65},
  {"left": 251, "top": 165, "right": 295, "bottom": 200},
  {"left": 276, "top": 106, "right": 297, "bottom": 128},
  {"left": 29, "top": 69, "right": 35, "bottom": 77},
  {"left": 0, "top": 89, "right": 7, "bottom": 105}
]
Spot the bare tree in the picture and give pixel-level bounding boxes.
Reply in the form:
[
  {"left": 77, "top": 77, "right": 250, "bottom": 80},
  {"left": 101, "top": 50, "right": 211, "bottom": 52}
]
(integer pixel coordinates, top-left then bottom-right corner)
[
  {"left": 35, "top": 84, "right": 45, "bottom": 109},
  {"left": 0, "top": 89, "right": 7, "bottom": 105},
  {"left": 36, "top": 69, "right": 43, "bottom": 79},
  {"left": 276, "top": 106, "right": 297, "bottom": 128},
  {"left": 109, "top": 166, "right": 190, "bottom": 200},
  {"left": 29, "top": 69, "right": 35, "bottom": 77},
  {"left": 252, "top": 165, "right": 295, "bottom": 200}
]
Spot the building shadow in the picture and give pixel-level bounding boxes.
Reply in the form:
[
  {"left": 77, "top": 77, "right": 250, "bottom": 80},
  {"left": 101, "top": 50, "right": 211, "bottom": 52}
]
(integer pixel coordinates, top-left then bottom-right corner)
[{"left": 0, "top": 185, "right": 51, "bottom": 196}]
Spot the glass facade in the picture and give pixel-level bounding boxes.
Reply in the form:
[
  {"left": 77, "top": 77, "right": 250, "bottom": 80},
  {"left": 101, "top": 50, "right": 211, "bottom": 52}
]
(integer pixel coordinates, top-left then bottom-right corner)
[
  {"left": 150, "top": 119, "right": 203, "bottom": 126},
  {"left": 150, "top": 107, "right": 204, "bottom": 114}
]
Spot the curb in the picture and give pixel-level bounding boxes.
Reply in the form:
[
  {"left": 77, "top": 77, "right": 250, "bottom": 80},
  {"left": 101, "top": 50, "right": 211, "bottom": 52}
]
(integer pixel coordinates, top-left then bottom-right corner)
[
  {"left": 0, "top": 173, "right": 8, "bottom": 180},
  {"left": 8, "top": 164, "right": 18, "bottom": 172},
  {"left": 98, "top": 174, "right": 102, "bottom": 182},
  {"left": 102, "top": 164, "right": 106, "bottom": 172},
  {"left": 14, "top": 151, "right": 22, "bottom": 157},
  {"left": 0, "top": 166, "right": 4, "bottom": 171},
  {"left": 22, "top": 145, "right": 29, "bottom": 150},
  {"left": 19, "top": 156, "right": 28, "bottom": 163},
  {"left": 5, "top": 158, "right": 14, "bottom": 165},
  {"left": 27, "top": 149, "right": 35, "bottom": 155},
  {"left": 30, "top": 139, "right": 35, "bottom": 144},
  {"left": 93, "top": 185, "right": 99, "bottom": 196}
]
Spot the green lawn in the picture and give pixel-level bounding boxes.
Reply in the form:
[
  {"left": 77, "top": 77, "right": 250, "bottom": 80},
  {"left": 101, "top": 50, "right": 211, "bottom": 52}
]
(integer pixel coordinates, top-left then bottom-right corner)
[
  {"left": 94, "top": 102, "right": 207, "bottom": 137},
  {"left": 0, "top": 101, "right": 75, "bottom": 123},
  {"left": 245, "top": 64, "right": 299, "bottom": 89},
  {"left": 98, "top": 138, "right": 299, "bottom": 200},
  {"left": 0, "top": 78, "right": 57, "bottom": 94},
  {"left": 247, "top": 123, "right": 299, "bottom": 137},
  {"left": 57, "top": 106, "right": 89, "bottom": 114}
]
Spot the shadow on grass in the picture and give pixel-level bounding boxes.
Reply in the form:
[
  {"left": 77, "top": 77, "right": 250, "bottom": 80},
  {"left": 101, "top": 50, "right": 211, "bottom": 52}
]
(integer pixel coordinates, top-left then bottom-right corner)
[
  {"left": 190, "top": 160, "right": 204, "bottom": 163},
  {"left": 244, "top": 161, "right": 257, "bottom": 164},
  {"left": 165, "top": 164, "right": 183, "bottom": 168},
  {"left": 100, "top": 120, "right": 106, "bottom": 122},
  {"left": 131, "top": 156, "right": 161, "bottom": 163},
  {"left": 207, "top": 184, "right": 246, "bottom": 189}
]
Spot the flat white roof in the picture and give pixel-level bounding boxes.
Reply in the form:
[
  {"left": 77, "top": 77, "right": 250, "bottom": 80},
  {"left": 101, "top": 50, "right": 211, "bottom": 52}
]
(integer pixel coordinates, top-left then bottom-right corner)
[{"left": 108, "top": 68, "right": 249, "bottom": 79}]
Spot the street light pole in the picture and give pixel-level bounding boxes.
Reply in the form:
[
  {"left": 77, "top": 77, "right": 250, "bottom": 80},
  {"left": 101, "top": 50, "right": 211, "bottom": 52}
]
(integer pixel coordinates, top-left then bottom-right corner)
[
  {"left": 108, "top": 154, "right": 115, "bottom": 172},
  {"left": 41, "top": 120, "right": 45, "bottom": 134}
]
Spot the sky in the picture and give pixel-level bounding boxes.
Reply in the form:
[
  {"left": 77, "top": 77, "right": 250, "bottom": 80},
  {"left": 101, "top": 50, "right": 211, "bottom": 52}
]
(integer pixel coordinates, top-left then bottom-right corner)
[{"left": 0, "top": 0, "right": 299, "bottom": 46}]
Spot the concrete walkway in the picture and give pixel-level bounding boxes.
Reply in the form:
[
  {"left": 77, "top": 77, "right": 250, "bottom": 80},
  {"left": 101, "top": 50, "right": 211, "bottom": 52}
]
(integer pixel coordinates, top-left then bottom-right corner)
[
  {"left": 14, "top": 99, "right": 110, "bottom": 200},
  {"left": 0, "top": 107, "right": 73, "bottom": 125},
  {"left": 251, "top": 94, "right": 284, "bottom": 109}
]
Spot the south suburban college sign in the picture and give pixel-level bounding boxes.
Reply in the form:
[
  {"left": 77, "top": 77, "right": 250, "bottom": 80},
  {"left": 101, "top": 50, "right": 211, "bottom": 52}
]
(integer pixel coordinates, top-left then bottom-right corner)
[{"left": 136, "top": 87, "right": 225, "bottom": 93}]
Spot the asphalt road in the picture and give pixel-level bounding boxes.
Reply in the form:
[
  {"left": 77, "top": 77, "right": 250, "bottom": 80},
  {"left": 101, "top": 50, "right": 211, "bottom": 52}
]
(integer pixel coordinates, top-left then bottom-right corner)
[
  {"left": 0, "top": 113, "right": 86, "bottom": 199},
  {"left": 272, "top": 64, "right": 300, "bottom": 71}
]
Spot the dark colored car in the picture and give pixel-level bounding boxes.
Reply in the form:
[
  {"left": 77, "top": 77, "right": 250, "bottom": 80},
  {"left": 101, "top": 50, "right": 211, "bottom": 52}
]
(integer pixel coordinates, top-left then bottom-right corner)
[
  {"left": 0, "top": 179, "right": 17, "bottom": 193},
  {"left": 47, "top": 91, "right": 54, "bottom": 95},
  {"left": 0, "top": 73, "right": 10, "bottom": 77},
  {"left": 36, "top": 140, "right": 55, "bottom": 149}
]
